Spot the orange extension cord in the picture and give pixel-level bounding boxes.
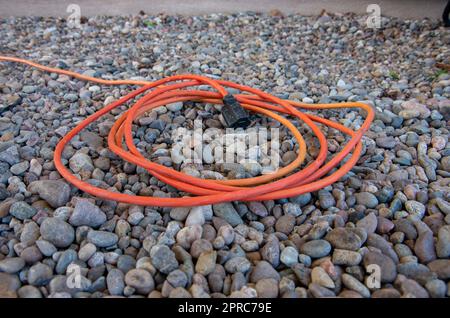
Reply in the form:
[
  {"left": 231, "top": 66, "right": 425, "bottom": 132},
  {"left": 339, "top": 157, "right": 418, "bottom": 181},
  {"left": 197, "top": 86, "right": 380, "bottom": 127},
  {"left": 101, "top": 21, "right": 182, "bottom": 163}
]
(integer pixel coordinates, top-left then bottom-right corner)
[{"left": 0, "top": 56, "right": 374, "bottom": 207}]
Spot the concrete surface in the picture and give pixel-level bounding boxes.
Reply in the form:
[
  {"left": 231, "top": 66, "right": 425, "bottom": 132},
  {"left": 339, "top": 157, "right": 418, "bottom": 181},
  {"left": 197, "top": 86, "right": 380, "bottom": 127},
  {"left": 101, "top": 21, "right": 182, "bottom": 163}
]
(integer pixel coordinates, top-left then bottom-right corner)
[{"left": 0, "top": 0, "right": 447, "bottom": 19}]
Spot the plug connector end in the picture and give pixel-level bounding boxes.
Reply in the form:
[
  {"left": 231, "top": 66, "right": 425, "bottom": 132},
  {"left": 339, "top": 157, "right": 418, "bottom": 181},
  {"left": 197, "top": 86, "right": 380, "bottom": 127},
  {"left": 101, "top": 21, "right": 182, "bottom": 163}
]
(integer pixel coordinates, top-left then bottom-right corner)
[{"left": 221, "top": 94, "right": 251, "bottom": 129}]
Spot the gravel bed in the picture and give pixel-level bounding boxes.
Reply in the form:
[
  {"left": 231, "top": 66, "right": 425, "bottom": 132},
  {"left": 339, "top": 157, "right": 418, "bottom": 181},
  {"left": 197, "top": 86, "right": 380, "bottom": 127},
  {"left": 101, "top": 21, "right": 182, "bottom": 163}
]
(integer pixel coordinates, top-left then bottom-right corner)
[{"left": 0, "top": 12, "right": 449, "bottom": 298}]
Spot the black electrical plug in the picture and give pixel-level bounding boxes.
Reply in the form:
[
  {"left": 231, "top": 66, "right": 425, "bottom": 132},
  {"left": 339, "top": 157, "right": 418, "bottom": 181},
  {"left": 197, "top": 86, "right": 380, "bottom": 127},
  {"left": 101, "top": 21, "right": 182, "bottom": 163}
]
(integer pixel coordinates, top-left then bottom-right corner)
[{"left": 221, "top": 94, "right": 251, "bottom": 129}]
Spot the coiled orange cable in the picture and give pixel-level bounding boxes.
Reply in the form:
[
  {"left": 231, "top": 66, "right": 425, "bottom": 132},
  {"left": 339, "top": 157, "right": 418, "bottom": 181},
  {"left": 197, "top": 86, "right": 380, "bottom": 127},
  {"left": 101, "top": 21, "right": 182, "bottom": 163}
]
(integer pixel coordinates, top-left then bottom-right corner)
[{"left": 0, "top": 56, "right": 374, "bottom": 207}]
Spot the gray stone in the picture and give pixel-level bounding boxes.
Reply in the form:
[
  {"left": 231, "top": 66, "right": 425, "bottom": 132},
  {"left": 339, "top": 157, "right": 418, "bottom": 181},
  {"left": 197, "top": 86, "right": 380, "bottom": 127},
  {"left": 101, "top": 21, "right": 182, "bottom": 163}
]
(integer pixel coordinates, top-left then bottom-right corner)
[
  {"left": 401, "top": 279, "right": 429, "bottom": 298},
  {"left": 332, "top": 249, "right": 362, "bottom": 266},
  {"left": 308, "top": 283, "right": 335, "bottom": 297},
  {"left": 17, "top": 285, "right": 42, "bottom": 298},
  {"left": 435, "top": 198, "right": 450, "bottom": 215},
  {"left": 289, "top": 193, "right": 312, "bottom": 206},
  {"left": 117, "top": 255, "right": 136, "bottom": 273},
  {"left": 0, "top": 187, "right": 9, "bottom": 201},
  {"left": 87, "top": 230, "right": 118, "bottom": 248},
  {"left": 341, "top": 273, "right": 370, "bottom": 298},
  {"left": 394, "top": 219, "right": 418, "bottom": 240},
  {"left": 10, "top": 161, "right": 29, "bottom": 175},
  {"left": 20, "top": 221, "right": 40, "bottom": 245},
  {"left": 250, "top": 261, "right": 280, "bottom": 283},
  {"left": 36, "top": 240, "right": 57, "bottom": 257},
  {"left": 282, "top": 203, "right": 302, "bottom": 217},
  {"left": 275, "top": 214, "right": 295, "bottom": 234},
  {"left": 69, "top": 199, "right": 107, "bottom": 228},
  {"left": 0, "top": 257, "right": 25, "bottom": 274},
  {"left": 260, "top": 238, "right": 280, "bottom": 267},
  {"left": 22, "top": 85, "right": 36, "bottom": 93},
  {"left": 356, "top": 212, "right": 378, "bottom": 233},
  {"left": 107, "top": 268, "right": 125, "bottom": 296},
  {"left": 371, "top": 288, "right": 401, "bottom": 298},
  {"left": 355, "top": 192, "right": 379, "bottom": 208},
  {"left": 427, "top": 260, "right": 450, "bottom": 280},
  {"left": 169, "top": 207, "right": 190, "bottom": 221},
  {"left": 64, "top": 93, "right": 78, "bottom": 102},
  {"left": 325, "top": 228, "right": 363, "bottom": 251},
  {"left": 0, "top": 272, "right": 21, "bottom": 297},
  {"left": 248, "top": 202, "right": 269, "bottom": 217},
  {"left": 367, "top": 233, "right": 399, "bottom": 263},
  {"left": 9, "top": 201, "right": 37, "bottom": 220},
  {"left": 185, "top": 207, "right": 205, "bottom": 226},
  {"left": 167, "top": 270, "right": 188, "bottom": 288},
  {"left": 224, "top": 257, "right": 251, "bottom": 273},
  {"left": 55, "top": 249, "right": 77, "bottom": 274},
  {"left": 125, "top": 269, "right": 155, "bottom": 295},
  {"left": 414, "top": 230, "right": 436, "bottom": 264},
  {"left": 425, "top": 279, "right": 447, "bottom": 298},
  {"left": 28, "top": 262, "right": 53, "bottom": 286},
  {"left": 280, "top": 246, "right": 299, "bottom": 267},
  {"left": 195, "top": 251, "right": 217, "bottom": 276},
  {"left": 0, "top": 198, "right": 16, "bottom": 218},
  {"left": 300, "top": 240, "right": 331, "bottom": 258},
  {"left": 255, "top": 278, "right": 279, "bottom": 298},
  {"left": 436, "top": 225, "right": 450, "bottom": 258},
  {"left": 405, "top": 200, "right": 426, "bottom": 218},
  {"left": 169, "top": 287, "right": 192, "bottom": 298},
  {"left": 40, "top": 218, "right": 75, "bottom": 248},
  {"left": 28, "top": 180, "right": 71, "bottom": 208},
  {"left": 150, "top": 245, "right": 179, "bottom": 274},
  {"left": 318, "top": 191, "right": 335, "bottom": 209},
  {"left": 0, "top": 146, "right": 20, "bottom": 165},
  {"left": 167, "top": 102, "right": 183, "bottom": 112},
  {"left": 311, "top": 266, "right": 335, "bottom": 289},
  {"left": 212, "top": 203, "right": 243, "bottom": 226},
  {"left": 69, "top": 152, "right": 94, "bottom": 173},
  {"left": 397, "top": 262, "right": 430, "bottom": 279},
  {"left": 376, "top": 136, "right": 396, "bottom": 149},
  {"left": 78, "top": 243, "right": 96, "bottom": 261}
]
